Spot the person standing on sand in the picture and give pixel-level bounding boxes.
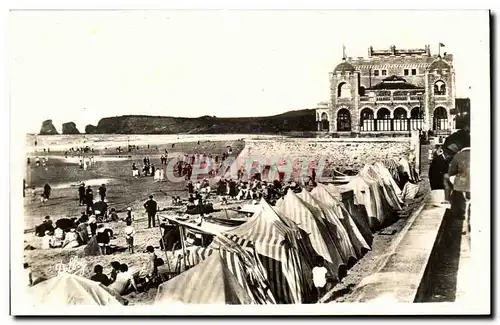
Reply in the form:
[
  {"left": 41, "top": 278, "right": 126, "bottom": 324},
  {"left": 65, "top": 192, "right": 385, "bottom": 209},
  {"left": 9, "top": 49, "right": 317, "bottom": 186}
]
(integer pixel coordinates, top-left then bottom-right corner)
[
  {"left": 144, "top": 195, "right": 158, "bottom": 228},
  {"left": 124, "top": 219, "right": 135, "bottom": 253},
  {"left": 85, "top": 186, "right": 94, "bottom": 211},
  {"left": 43, "top": 183, "right": 51, "bottom": 200},
  {"left": 125, "top": 207, "right": 133, "bottom": 223},
  {"left": 78, "top": 183, "right": 86, "bottom": 206},
  {"left": 98, "top": 184, "right": 107, "bottom": 202}
]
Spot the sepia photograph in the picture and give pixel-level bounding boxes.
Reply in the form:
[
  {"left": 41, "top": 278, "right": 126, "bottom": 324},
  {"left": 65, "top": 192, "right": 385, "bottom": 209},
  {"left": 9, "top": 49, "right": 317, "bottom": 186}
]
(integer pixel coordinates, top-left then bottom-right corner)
[{"left": 8, "top": 7, "right": 491, "bottom": 316}]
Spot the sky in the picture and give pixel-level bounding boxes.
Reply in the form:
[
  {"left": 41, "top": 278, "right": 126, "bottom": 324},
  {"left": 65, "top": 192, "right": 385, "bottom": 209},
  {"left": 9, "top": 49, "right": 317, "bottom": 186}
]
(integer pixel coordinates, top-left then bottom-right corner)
[{"left": 9, "top": 10, "right": 489, "bottom": 134}]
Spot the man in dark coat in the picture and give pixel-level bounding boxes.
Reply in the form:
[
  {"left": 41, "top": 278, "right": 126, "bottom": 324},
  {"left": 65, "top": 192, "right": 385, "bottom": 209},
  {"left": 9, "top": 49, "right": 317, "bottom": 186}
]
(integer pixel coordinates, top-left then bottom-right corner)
[
  {"left": 144, "top": 195, "right": 158, "bottom": 228},
  {"left": 78, "top": 183, "right": 86, "bottom": 206},
  {"left": 85, "top": 186, "right": 94, "bottom": 211},
  {"left": 43, "top": 183, "right": 51, "bottom": 200},
  {"left": 98, "top": 184, "right": 107, "bottom": 201},
  {"left": 428, "top": 149, "right": 450, "bottom": 190}
]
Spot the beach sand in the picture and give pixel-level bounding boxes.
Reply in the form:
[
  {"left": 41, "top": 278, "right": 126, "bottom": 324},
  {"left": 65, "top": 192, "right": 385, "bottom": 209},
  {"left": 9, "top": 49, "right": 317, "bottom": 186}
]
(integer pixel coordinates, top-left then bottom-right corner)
[{"left": 23, "top": 138, "right": 245, "bottom": 305}]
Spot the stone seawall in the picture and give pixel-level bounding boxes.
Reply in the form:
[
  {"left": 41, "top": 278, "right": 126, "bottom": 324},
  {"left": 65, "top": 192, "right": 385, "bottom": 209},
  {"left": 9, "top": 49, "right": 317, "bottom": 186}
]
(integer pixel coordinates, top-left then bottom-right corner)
[{"left": 230, "top": 136, "right": 419, "bottom": 181}]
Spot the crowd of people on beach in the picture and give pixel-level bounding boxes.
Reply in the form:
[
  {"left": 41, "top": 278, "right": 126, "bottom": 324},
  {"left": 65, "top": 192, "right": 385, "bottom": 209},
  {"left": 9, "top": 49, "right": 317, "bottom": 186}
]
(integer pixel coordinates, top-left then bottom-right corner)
[{"left": 24, "top": 137, "right": 423, "bottom": 304}]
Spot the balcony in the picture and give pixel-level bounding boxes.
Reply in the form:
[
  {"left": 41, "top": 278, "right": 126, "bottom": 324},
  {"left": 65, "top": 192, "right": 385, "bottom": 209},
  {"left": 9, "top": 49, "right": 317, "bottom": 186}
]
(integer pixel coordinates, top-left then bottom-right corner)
[{"left": 359, "top": 93, "right": 424, "bottom": 103}]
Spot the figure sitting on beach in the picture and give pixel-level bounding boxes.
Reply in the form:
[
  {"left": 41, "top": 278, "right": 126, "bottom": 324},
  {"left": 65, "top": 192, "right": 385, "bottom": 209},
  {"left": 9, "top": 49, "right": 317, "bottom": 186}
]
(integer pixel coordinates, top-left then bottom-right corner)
[
  {"left": 35, "top": 216, "right": 54, "bottom": 237},
  {"left": 96, "top": 224, "right": 113, "bottom": 255},
  {"left": 108, "top": 208, "right": 119, "bottom": 222},
  {"left": 90, "top": 264, "right": 110, "bottom": 286},
  {"left": 108, "top": 263, "right": 138, "bottom": 296},
  {"left": 62, "top": 228, "right": 80, "bottom": 249},
  {"left": 108, "top": 261, "right": 121, "bottom": 285},
  {"left": 41, "top": 230, "right": 57, "bottom": 249}
]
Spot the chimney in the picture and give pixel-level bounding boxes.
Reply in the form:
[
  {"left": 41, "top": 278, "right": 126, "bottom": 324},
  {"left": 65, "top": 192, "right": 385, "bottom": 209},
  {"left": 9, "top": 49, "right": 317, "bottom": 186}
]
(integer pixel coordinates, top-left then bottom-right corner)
[
  {"left": 390, "top": 45, "right": 396, "bottom": 55},
  {"left": 368, "top": 46, "right": 373, "bottom": 57},
  {"left": 425, "top": 44, "right": 431, "bottom": 56}
]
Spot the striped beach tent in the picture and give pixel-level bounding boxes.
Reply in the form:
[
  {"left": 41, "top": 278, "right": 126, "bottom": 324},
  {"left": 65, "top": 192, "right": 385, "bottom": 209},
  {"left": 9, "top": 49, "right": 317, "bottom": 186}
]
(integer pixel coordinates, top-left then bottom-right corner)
[
  {"left": 401, "top": 181, "right": 420, "bottom": 201},
  {"left": 155, "top": 252, "right": 255, "bottom": 305},
  {"left": 374, "top": 162, "right": 404, "bottom": 206},
  {"left": 275, "top": 190, "right": 346, "bottom": 279},
  {"left": 185, "top": 245, "right": 215, "bottom": 267},
  {"left": 383, "top": 158, "right": 401, "bottom": 184},
  {"left": 343, "top": 175, "right": 380, "bottom": 231},
  {"left": 179, "top": 237, "right": 276, "bottom": 304},
  {"left": 312, "top": 184, "right": 372, "bottom": 256},
  {"left": 222, "top": 199, "right": 314, "bottom": 304},
  {"left": 359, "top": 165, "right": 394, "bottom": 227},
  {"left": 298, "top": 188, "right": 368, "bottom": 262}
]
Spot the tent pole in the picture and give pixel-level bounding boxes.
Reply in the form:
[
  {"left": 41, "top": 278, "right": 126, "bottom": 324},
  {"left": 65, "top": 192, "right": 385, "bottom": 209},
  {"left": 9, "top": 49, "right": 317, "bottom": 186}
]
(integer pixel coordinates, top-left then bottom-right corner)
[
  {"left": 156, "top": 213, "right": 171, "bottom": 274},
  {"left": 179, "top": 226, "right": 188, "bottom": 271}
]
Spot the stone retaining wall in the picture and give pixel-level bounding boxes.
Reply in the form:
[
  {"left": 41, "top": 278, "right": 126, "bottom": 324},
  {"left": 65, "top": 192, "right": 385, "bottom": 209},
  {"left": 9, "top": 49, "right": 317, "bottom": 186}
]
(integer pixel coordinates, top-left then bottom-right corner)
[{"left": 232, "top": 136, "right": 419, "bottom": 181}]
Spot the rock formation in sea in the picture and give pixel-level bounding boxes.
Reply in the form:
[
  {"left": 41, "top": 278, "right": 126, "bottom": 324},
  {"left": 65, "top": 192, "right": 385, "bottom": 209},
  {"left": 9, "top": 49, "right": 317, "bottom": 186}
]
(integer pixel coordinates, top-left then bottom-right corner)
[
  {"left": 85, "top": 124, "right": 98, "bottom": 134},
  {"left": 39, "top": 120, "right": 59, "bottom": 135},
  {"left": 62, "top": 122, "right": 80, "bottom": 134}
]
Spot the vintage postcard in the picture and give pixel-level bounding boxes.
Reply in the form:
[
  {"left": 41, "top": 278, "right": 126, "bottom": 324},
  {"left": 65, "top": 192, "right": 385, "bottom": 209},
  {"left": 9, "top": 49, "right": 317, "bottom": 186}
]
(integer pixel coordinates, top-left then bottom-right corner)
[{"left": 8, "top": 8, "right": 491, "bottom": 316}]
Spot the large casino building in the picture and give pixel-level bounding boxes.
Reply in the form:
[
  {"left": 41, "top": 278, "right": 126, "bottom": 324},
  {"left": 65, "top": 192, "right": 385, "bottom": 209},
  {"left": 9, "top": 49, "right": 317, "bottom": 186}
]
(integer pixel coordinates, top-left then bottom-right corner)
[{"left": 315, "top": 45, "right": 460, "bottom": 136}]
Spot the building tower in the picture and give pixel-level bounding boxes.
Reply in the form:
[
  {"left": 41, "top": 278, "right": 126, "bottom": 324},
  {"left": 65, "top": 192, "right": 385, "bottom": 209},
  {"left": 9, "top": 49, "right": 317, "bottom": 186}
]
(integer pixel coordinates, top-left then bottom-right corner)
[{"left": 329, "top": 58, "right": 361, "bottom": 133}]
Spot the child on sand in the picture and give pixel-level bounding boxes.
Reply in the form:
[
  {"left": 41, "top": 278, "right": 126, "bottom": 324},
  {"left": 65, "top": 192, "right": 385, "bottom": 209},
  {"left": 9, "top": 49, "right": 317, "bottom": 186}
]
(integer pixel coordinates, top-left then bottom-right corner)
[
  {"left": 124, "top": 219, "right": 135, "bottom": 253},
  {"left": 312, "top": 256, "right": 330, "bottom": 302}
]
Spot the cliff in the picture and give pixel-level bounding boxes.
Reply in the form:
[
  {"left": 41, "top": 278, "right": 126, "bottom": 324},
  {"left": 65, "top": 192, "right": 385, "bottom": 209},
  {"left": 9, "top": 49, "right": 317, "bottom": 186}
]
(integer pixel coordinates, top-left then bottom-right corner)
[
  {"left": 62, "top": 122, "right": 80, "bottom": 134},
  {"left": 84, "top": 109, "right": 316, "bottom": 134},
  {"left": 39, "top": 120, "right": 59, "bottom": 135}
]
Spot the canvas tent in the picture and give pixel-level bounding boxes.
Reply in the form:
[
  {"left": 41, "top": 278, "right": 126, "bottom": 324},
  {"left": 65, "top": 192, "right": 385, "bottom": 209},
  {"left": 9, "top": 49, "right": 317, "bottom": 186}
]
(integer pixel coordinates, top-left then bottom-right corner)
[
  {"left": 275, "top": 190, "right": 346, "bottom": 278},
  {"left": 343, "top": 175, "right": 380, "bottom": 230},
  {"left": 310, "top": 184, "right": 371, "bottom": 257},
  {"left": 297, "top": 188, "right": 368, "bottom": 261},
  {"left": 172, "top": 231, "right": 277, "bottom": 304},
  {"left": 155, "top": 252, "right": 255, "bottom": 305},
  {"left": 373, "top": 162, "right": 404, "bottom": 208},
  {"left": 27, "top": 273, "right": 126, "bottom": 306},
  {"left": 222, "top": 199, "right": 314, "bottom": 304}
]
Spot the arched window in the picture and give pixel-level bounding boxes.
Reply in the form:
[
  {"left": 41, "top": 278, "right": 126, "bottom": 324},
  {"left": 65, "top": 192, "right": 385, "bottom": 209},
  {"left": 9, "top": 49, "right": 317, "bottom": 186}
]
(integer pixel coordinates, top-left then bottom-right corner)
[
  {"left": 433, "top": 106, "right": 448, "bottom": 130},
  {"left": 434, "top": 80, "right": 446, "bottom": 95},
  {"left": 338, "top": 82, "right": 351, "bottom": 98},
  {"left": 320, "top": 112, "right": 329, "bottom": 131},
  {"left": 433, "top": 106, "right": 448, "bottom": 119},
  {"left": 376, "top": 107, "right": 391, "bottom": 131},
  {"left": 394, "top": 107, "right": 408, "bottom": 119},
  {"left": 337, "top": 109, "right": 351, "bottom": 131},
  {"left": 410, "top": 107, "right": 423, "bottom": 119},
  {"left": 410, "top": 107, "right": 423, "bottom": 130},
  {"left": 393, "top": 107, "right": 408, "bottom": 131},
  {"left": 360, "top": 108, "right": 375, "bottom": 132},
  {"left": 360, "top": 108, "right": 374, "bottom": 121},
  {"left": 377, "top": 107, "right": 391, "bottom": 119},
  {"left": 359, "top": 86, "right": 366, "bottom": 96}
]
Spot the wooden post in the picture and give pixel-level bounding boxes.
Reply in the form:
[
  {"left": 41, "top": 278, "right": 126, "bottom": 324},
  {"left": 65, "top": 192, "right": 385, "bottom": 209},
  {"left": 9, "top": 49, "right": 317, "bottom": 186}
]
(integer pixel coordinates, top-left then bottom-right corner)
[{"left": 156, "top": 213, "right": 171, "bottom": 274}]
